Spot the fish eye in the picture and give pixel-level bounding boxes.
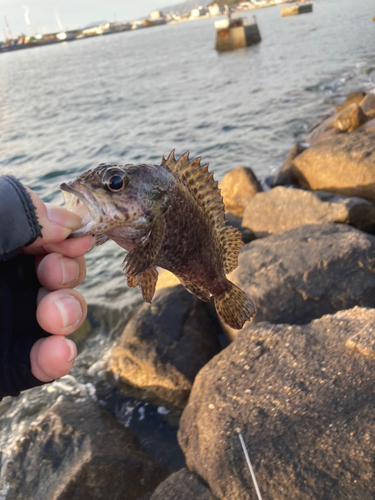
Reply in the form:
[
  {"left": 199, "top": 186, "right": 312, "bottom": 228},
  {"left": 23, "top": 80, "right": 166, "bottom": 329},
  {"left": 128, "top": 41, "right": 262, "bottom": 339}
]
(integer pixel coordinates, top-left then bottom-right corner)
[
  {"left": 103, "top": 170, "right": 130, "bottom": 192},
  {"left": 108, "top": 175, "right": 124, "bottom": 191}
]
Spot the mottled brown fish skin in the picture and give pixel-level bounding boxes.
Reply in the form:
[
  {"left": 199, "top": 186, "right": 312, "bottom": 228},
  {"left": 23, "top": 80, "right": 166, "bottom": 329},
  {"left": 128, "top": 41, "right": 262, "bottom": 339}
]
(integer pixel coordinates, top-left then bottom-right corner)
[{"left": 60, "top": 152, "right": 256, "bottom": 329}]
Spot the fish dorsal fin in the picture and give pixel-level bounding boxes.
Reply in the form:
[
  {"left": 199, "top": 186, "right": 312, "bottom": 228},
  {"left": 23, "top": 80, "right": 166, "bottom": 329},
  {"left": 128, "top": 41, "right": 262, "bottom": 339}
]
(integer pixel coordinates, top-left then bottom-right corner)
[{"left": 161, "top": 151, "right": 243, "bottom": 274}]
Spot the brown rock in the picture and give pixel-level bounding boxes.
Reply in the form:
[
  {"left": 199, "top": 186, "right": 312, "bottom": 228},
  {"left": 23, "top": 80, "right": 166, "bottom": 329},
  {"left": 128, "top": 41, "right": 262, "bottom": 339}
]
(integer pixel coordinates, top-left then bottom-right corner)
[
  {"left": 335, "top": 91, "right": 366, "bottom": 112},
  {"left": 358, "top": 117, "right": 375, "bottom": 131},
  {"left": 107, "top": 286, "right": 221, "bottom": 410},
  {"left": 219, "top": 166, "right": 263, "bottom": 217},
  {"left": 360, "top": 94, "right": 375, "bottom": 118},
  {"left": 178, "top": 307, "right": 375, "bottom": 500},
  {"left": 307, "top": 103, "right": 367, "bottom": 145},
  {"left": 242, "top": 186, "right": 375, "bottom": 237},
  {"left": 292, "top": 131, "right": 375, "bottom": 201},
  {"left": 6, "top": 399, "right": 167, "bottom": 500},
  {"left": 227, "top": 224, "right": 375, "bottom": 328},
  {"left": 145, "top": 468, "right": 219, "bottom": 500}
]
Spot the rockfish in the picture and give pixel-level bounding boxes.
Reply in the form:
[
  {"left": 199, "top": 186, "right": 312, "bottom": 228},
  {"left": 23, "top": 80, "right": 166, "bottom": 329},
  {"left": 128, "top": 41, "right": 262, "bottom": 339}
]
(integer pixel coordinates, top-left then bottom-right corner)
[{"left": 60, "top": 151, "right": 256, "bottom": 329}]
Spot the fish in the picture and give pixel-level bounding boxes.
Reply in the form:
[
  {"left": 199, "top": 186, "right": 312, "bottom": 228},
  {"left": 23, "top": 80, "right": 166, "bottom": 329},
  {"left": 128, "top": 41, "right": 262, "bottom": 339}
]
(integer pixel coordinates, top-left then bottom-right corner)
[{"left": 60, "top": 151, "right": 256, "bottom": 329}]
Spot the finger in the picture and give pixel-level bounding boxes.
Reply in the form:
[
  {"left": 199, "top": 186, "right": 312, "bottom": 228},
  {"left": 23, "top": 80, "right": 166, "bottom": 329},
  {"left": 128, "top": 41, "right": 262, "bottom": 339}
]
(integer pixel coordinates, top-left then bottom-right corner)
[
  {"left": 37, "top": 254, "right": 86, "bottom": 290},
  {"left": 30, "top": 336, "right": 77, "bottom": 382},
  {"left": 41, "top": 235, "right": 95, "bottom": 258},
  {"left": 36, "top": 289, "right": 87, "bottom": 336},
  {"left": 24, "top": 188, "right": 82, "bottom": 250}
]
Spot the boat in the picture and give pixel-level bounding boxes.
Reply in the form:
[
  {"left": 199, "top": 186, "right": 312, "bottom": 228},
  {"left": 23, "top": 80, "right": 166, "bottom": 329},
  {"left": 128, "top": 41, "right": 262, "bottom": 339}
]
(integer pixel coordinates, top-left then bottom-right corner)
[{"left": 281, "top": 2, "right": 313, "bottom": 17}]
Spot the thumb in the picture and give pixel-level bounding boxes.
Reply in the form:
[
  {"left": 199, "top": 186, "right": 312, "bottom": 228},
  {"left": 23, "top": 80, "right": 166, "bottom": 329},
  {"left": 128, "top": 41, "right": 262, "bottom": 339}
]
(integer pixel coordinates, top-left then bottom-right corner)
[{"left": 25, "top": 188, "right": 82, "bottom": 249}]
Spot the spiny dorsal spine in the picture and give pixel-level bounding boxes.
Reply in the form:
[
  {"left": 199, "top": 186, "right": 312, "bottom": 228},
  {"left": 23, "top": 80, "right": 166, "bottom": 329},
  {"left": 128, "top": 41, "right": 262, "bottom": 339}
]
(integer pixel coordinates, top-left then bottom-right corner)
[{"left": 161, "top": 151, "right": 243, "bottom": 274}]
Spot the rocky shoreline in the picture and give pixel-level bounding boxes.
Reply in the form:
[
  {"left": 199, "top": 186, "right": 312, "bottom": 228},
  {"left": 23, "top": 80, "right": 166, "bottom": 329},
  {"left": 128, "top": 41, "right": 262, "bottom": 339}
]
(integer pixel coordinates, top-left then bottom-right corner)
[{"left": 4, "top": 91, "right": 375, "bottom": 499}]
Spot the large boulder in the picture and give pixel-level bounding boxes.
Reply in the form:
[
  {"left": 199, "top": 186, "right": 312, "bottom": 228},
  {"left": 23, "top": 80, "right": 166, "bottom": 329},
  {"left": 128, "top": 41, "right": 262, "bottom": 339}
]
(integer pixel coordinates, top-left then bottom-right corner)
[
  {"left": 6, "top": 399, "right": 167, "bottom": 500},
  {"left": 242, "top": 186, "right": 375, "bottom": 237},
  {"left": 219, "top": 167, "right": 263, "bottom": 217},
  {"left": 178, "top": 307, "right": 375, "bottom": 500},
  {"left": 141, "top": 468, "right": 219, "bottom": 500},
  {"left": 291, "top": 131, "right": 375, "bottom": 201},
  {"left": 107, "top": 286, "right": 221, "bottom": 410},
  {"left": 227, "top": 224, "right": 375, "bottom": 328}
]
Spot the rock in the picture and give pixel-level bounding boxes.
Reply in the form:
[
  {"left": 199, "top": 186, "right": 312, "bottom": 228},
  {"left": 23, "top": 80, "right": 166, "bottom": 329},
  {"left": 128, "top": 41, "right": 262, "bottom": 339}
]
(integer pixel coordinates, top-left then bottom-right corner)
[
  {"left": 306, "top": 103, "right": 367, "bottom": 145},
  {"left": 219, "top": 167, "right": 263, "bottom": 217},
  {"left": 242, "top": 186, "right": 375, "bottom": 237},
  {"left": 292, "top": 131, "right": 375, "bottom": 201},
  {"left": 178, "top": 307, "right": 375, "bottom": 500},
  {"left": 145, "top": 468, "right": 219, "bottom": 500},
  {"left": 360, "top": 94, "right": 375, "bottom": 118},
  {"left": 6, "top": 399, "right": 167, "bottom": 500},
  {"left": 107, "top": 286, "right": 222, "bottom": 410},
  {"left": 358, "top": 117, "right": 375, "bottom": 132},
  {"left": 335, "top": 91, "right": 366, "bottom": 112},
  {"left": 227, "top": 224, "right": 375, "bottom": 328},
  {"left": 225, "top": 212, "right": 255, "bottom": 243},
  {"left": 267, "top": 143, "right": 307, "bottom": 187}
]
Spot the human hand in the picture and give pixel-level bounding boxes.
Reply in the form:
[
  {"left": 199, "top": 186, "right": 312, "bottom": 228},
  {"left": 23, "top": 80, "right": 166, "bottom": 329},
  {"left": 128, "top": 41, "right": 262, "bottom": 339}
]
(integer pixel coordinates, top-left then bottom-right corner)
[{"left": 22, "top": 188, "right": 94, "bottom": 383}]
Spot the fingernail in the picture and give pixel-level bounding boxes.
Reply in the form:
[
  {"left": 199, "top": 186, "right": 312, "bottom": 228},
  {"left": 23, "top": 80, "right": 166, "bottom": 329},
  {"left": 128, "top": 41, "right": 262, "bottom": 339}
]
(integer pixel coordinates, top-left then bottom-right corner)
[
  {"left": 53, "top": 295, "right": 82, "bottom": 328},
  {"left": 60, "top": 257, "right": 80, "bottom": 285},
  {"left": 87, "top": 236, "right": 96, "bottom": 253},
  {"left": 46, "top": 204, "right": 82, "bottom": 230},
  {"left": 64, "top": 338, "right": 77, "bottom": 363}
]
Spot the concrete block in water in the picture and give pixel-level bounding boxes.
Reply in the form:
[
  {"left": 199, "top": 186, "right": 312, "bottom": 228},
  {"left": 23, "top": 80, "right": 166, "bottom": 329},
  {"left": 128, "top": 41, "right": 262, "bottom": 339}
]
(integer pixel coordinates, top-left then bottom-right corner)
[
  {"left": 215, "top": 22, "right": 261, "bottom": 51},
  {"left": 281, "top": 3, "right": 313, "bottom": 17}
]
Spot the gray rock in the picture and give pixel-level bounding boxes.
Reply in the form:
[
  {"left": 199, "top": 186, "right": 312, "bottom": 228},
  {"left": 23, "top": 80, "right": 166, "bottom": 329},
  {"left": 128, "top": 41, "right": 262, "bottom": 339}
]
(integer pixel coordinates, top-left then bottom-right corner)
[
  {"left": 228, "top": 224, "right": 375, "bottom": 328},
  {"left": 144, "top": 468, "right": 219, "bottom": 500},
  {"left": 178, "top": 307, "right": 375, "bottom": 500},
  {"left": 267, "top": 143, "right": 307, "bottom": 187},
  {"left": 360, "top": 94, "right": 375, "bottom": 118},
  {"left": 219, "top": 166, "right": 263, "bottom": 217},
  {"left": 291, "top": 131, "right": 375, "bottom": 201},
  {"left": 242, "top": 186, "right": 375, "bottom": 237},
  {"left": 6, "top": 399, "right": 167, "bottom": 500},
  {"left": 107, "top": 286, "right": 222, "bottom": 410}
]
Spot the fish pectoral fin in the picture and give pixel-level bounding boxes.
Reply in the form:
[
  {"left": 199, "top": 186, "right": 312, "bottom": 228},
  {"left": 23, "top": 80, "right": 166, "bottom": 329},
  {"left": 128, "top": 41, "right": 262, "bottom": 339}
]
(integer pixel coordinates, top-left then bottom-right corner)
[
  {"left": 178, "top": 277, "right": 211, "bottom": 302},
  {"left": 127, "top": 274, "right": 138, "bottom": 288},
  {"left": 137, "top": 267, "right": 158, "bottom": 303},
  {"left": 95, "top": 234, "right": 110, "bottom": 246},
  {"left": 123, "top": 217, "right": 165, "bottom": 277}
]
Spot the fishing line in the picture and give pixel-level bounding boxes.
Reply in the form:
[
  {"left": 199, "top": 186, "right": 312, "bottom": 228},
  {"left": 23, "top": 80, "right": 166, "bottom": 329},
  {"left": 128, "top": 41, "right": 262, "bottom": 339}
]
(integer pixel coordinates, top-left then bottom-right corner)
[{"left": 236, "top": 428, "right": 263, "bottom": 500}]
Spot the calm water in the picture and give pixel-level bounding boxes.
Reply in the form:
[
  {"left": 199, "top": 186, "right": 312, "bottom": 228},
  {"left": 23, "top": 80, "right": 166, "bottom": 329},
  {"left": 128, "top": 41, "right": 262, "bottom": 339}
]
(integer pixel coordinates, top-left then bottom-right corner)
[{"left": 0, "top": 0, "right": 374, "bottom": 489}]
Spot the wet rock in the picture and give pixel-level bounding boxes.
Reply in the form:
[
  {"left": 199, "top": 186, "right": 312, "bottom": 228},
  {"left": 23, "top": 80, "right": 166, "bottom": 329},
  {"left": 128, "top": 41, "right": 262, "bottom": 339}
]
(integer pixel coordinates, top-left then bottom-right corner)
[
  {"left": 227, "top": 223, "right": 375, "bottom": 328},
  {"left": 292, "top": 131, "right": 375, "bottom": 201},
  {"left": 360, "top": 93, "right": 375, "bottom": 118},
  {"left": 335, "top": 90, "right": 366, "bottom": 112},
  {"left": 219, "top": 166, "right": 263, "bottom": 217},
  {"left": 242, "top": 186, "right": 375, "bottom": 237},
  {"left": 178, "top": 307, "right": 375, "bottom": 500},
  {"left": 107, "top": 286, "right": 221, "bottom": 410},
  {"left": 143, "top": 468, "right": 219, "bottom": 500},
  {"left": 6, "top": 399, "right": 167, "bottom": 500},
  {"left": 267, "top": 143, "right": 307, "bottom": 187}
]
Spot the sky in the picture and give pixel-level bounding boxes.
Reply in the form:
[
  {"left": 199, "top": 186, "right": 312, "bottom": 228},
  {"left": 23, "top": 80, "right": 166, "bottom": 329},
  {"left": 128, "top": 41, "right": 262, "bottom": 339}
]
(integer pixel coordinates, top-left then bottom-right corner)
[{"left": 0, "top": 0, "right": 177, "bottom": 39}]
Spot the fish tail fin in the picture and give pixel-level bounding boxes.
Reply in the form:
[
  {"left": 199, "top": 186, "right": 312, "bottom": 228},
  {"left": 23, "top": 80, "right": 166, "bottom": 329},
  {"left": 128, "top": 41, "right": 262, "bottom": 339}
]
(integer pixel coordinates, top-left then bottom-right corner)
[{"left": 214, "top": 281, "right": 256, "bottom": 330}]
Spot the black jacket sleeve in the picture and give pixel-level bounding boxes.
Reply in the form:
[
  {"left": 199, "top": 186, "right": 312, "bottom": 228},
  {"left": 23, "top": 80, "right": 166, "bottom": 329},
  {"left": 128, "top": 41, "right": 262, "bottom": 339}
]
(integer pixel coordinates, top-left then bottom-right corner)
[
  {"left": 0, "top": 175, "right": 42, "bottom": 261},
  {"left": 0, "top": 176, "right": 49, "bottom": 400}
]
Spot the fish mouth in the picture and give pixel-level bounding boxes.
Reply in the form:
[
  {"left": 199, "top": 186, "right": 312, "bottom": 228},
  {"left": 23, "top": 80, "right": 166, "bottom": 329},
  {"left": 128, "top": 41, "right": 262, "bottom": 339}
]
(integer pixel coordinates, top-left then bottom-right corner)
[{"left": 60, "top": 182, "right": 105, "bottom": 237}]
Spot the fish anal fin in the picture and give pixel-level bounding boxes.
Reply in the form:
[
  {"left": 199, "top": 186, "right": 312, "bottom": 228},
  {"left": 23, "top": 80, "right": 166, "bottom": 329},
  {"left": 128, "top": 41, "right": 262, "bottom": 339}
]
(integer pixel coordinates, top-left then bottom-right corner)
[
  {"left": 178, "top": 277, "right": 211, "bottom": 302},
  {"left": 138, "top": 267, "right": 158, "bottom": 303},
  {"left": 214, "top": 281, "right": 256, "bottom": 330},
  {"left": 123, "top": 217, "right": 165, "bottom": 277}
]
